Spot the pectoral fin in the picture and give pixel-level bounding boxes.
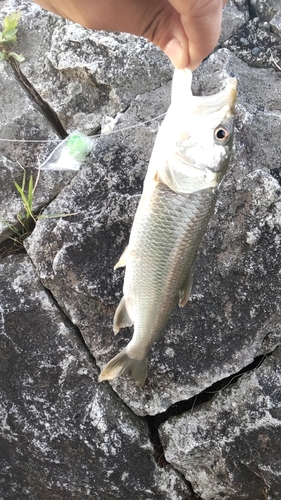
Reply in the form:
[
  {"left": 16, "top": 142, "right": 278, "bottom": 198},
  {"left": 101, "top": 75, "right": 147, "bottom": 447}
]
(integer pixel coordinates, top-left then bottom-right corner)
[
  {"left": 114, "top": 246, "right": 128, "bottom": 270},
  {"left": 113, "top": 296, "right": 133, "bottom": 334},
  {"left": 178, "top": 264, "right": 194, "bottom": 307}
]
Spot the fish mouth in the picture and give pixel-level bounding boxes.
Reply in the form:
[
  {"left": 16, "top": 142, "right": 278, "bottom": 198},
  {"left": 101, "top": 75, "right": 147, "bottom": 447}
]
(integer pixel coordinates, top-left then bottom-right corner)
[
  {"left": 193, "top": 77, "right": 238, "bottom": 114},
  {"left": 172, "top": 68, "right": 237, "bottom": 115}
]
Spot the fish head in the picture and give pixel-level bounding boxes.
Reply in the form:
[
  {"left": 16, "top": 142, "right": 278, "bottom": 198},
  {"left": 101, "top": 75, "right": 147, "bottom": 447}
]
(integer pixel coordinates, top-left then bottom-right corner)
[{"left": 156, "top": 69, "right": 237, "bottom": 194}]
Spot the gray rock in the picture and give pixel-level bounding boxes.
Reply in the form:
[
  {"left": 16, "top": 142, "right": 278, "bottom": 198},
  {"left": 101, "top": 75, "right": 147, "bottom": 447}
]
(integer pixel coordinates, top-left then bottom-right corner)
[
  {"left": 220, "top": 0, "right": 249, "bottom": 44},
  {"left": 0, "top": 254, "right": 191, "bottom": 499},
  {"left": 24, "top": 84, "right": 172, "bottom": 416},
  {"left": 249, "top": 0, "right": 281, "bottom": 21},
  {"left": 251, "top": 45, "right": 263, "bottom": 56},
  {"left": 25, "top": 49, "right": 281, "bottom": 416},
  {"left": 160, "top": 347, "right": 281, "bottom": 500},
  {"left": 2, "top": 0, "right": 173, "bottom": 135},
  {"left": 221, "top": 0, "right": 281, "bottom": 69},
  {"left": 240, "top": 37, "right": 249, "bottom": 46},
  {"left": 270, "top": 12, "right": 281, "bottom": 37},
  {"left": 0, "top": 61, "right": 75, "bottom": 244}
]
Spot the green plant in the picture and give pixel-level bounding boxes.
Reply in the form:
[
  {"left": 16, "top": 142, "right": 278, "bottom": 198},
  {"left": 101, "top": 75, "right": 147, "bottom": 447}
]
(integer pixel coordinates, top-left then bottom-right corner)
[
  {"left": 0, "top": 11, "right": 25, "bottom": 62},
  {"left": 0, "top": 169, "right": 39, "bottom": 256},
  {"left": 0, "top": 167, "right": 79, "bottom": 258},
  {"left": 14, "top": 168, "right": 37, "bottom": 233}
]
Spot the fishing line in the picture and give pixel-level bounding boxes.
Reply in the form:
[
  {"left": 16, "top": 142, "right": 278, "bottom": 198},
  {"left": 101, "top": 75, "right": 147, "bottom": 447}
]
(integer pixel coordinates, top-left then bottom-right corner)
[
  {"left": 190, "top": 354, "right": 267, "bottom": 416},
  {"left": 0, "top": 111, "right": 167, "bottom": 144},
  {"left": 90, "top": 111, "right": 166, "bottom": 138}
]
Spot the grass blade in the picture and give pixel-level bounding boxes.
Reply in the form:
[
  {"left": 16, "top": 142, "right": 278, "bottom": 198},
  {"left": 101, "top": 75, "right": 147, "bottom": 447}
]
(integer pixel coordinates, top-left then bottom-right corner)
[{"left": 27, "top": 175, "right": 33, "bottom": 213}]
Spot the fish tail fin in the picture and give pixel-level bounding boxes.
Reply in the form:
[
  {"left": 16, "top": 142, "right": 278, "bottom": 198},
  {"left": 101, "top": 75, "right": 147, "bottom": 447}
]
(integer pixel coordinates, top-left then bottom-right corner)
[{"left": 99, "top": 347, "right": 147, "bottom": 387}]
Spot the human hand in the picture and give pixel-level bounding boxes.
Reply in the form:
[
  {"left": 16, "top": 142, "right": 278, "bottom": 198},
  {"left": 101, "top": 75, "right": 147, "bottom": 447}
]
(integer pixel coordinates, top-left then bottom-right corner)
[{"left": 34, "top": 0, "right": 227, "bottom": 70}]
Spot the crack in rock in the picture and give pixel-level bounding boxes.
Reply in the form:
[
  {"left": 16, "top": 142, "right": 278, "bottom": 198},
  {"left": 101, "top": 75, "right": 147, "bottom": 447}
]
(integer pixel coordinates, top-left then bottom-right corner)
[
  {"left": 35, "top": 271, "right": 195, "bottom": 490},
  {"left": 158, "top": 347, "right": 281, "bottom": 500},
  {"left": 145, "top": 350, "right": 275, "bottom": 463},
  {"left": 28, "top": 267, "right": 214, "bottom": 500},
  {"left": 144, "top": 351, "right": 278, "bottom": 499},
  {"left": 10, "top": 59, "right": 67, "bottom": 139},
  {"left": 26, "top": 257, "right": 277, "bottom": 500}
]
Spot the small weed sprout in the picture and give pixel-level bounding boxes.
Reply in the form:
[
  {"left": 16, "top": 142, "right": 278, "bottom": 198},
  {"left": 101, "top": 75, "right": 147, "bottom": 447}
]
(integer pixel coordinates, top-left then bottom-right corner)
[
  {"left": 0, "top": 166, "right": 40, "bottom": 255},
  {"left": 14, "top": 166, "right": 39, "bottom": 234},
  {"left": 0, "top": 166, "right": 79, "bottom": 257},
  {"left": 0, "top": 11, "right": 25, "bottom": 62}
]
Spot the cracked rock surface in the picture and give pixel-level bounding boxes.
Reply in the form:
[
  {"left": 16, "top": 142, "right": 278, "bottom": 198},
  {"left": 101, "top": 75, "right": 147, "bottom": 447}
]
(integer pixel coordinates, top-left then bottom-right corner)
[
  {"left": 2, "top": 0, "right": 172, "bottom": 135},
  {"left": 25, "top": 49, "right": 281, "bottom": 417},
  {"left": 1, "top": 0, "right": 281, "bottom": 498},
  {"left": 0, "top": 61, "right": 75, "bottom": 242},
  {"left": 160, "top": 347, "right": 281, "bottom": 500},
  {"left": 0, "top": 255, "right": 191, "bottom": 499}
]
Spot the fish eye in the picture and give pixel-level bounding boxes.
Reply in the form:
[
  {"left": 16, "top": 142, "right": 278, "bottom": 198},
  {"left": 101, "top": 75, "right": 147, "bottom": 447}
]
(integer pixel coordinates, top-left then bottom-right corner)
[{"left": 214, "top": 125, "right": 230, "bottom": 145}]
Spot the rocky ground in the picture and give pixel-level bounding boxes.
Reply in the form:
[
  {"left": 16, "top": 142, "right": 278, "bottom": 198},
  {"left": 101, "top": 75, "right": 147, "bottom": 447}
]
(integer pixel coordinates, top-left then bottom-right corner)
[{"left": 0, "top": 0, "right": 281, "bottom": 499}]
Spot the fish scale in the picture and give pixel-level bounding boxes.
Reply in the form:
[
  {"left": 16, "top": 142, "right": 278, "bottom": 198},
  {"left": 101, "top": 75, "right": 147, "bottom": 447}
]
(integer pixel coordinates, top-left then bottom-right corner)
[{"left": 125, "top": 182, "right": 217, "bottom": 358}]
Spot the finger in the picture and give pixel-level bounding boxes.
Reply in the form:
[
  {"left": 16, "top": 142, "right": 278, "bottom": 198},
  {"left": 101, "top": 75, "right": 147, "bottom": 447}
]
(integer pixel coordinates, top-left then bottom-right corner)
[{"left": 165, "top": 0, "right": 225, "bottom": 69}]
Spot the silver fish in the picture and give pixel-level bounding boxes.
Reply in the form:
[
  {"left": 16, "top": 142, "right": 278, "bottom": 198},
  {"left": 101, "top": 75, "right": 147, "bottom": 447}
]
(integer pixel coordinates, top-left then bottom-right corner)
[{"left": 99, "top": 69, "right": 237, "bottom": 386}]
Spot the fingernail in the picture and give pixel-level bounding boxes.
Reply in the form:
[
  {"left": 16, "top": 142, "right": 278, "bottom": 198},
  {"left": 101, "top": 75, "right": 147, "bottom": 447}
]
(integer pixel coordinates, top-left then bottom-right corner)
[{"left": 164, "top": 38, "right": 184, "bottom": 68}]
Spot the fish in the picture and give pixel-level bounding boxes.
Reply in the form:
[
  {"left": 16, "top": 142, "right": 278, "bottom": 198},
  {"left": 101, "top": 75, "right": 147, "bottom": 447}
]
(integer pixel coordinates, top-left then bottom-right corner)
[{"left": 99, "top": 68, "right": 237, "bottom": 387}]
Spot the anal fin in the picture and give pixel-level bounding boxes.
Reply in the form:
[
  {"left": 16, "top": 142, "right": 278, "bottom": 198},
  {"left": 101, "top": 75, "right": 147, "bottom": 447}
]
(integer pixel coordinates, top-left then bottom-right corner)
[
  {"left": 178, "top": 264, "right": 194, "bottom": 307},
  {"left": 114, "top": 246, "right": 128, "bottom": 270},
  {"left": 113, "top": 296, "right": 133, "bottom": 334}
]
